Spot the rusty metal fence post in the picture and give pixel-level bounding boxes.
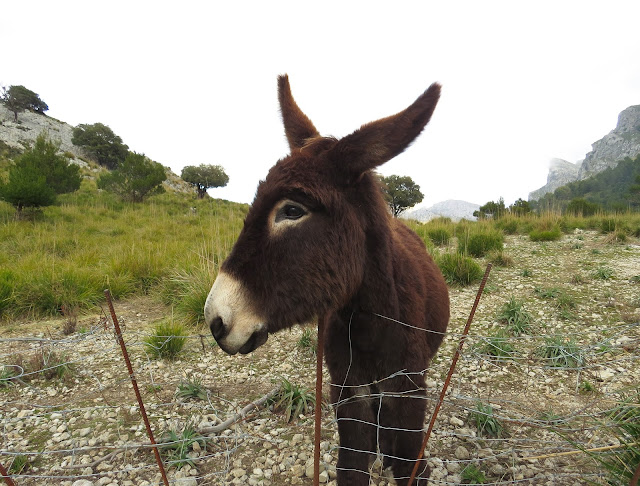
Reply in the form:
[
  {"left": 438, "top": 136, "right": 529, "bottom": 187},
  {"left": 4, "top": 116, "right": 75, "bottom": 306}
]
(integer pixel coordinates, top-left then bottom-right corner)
[
  {"left": 104, "top": 290, "right": 170, "bottom": 486},
  {"left": 408, "top": 263, "right": 492, "bottom": 486}
]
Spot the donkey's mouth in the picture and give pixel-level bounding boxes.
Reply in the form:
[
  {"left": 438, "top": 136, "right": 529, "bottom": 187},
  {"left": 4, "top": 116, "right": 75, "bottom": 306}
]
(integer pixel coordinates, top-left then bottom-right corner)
[{"left": 237, "top": 329, "right": 269, "bottom": 355}]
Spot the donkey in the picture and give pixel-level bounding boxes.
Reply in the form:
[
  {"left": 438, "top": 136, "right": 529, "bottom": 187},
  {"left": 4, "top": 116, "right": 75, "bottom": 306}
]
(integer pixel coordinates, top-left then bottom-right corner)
[{"left": 205, "top": 75, "right": 450, "bottom": 485}]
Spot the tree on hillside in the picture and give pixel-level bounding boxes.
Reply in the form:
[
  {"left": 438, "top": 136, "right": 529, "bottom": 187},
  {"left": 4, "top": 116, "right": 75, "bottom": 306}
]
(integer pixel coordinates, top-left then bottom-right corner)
[
  {"left": 473, "top": 198, "right": 506, "bottom": 219},
  {"left": 379, "top": 174, "right": 424, "bottom": 218},
  {"left": 0, "top": 134, "right": 80, "bottom": 214},
  {"left": 72, "top": 123, "right": 129, "bottom": 169},
  {"left": 181, "top": 164, "right": 229, "bottom": 198},
  {"left": 1, "top": 85, "right": 49, "bottom": 121},
  {"left": 565, "top": 197, "right": 600, "bottom": 216},
  {"left": 97, "top": 152, "right": 166, "bottom": 202},
  {"left": 508, "top": 198, "right": 531, "bottom": 215},
  {"left": 629, "top": 175, "right": 640, "bottom": 208}
]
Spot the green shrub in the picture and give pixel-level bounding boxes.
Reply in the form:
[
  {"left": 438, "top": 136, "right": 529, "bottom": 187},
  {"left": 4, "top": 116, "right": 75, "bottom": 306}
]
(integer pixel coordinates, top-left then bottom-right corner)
[
  {"left": 176, "top": 377, "right": 208, "bottom": 401},
  {"left": 592, "top": 390, "right": 640, "bottom": 485},
  {"left": 427, "top": 227, "right": 452, "bottom": 246},
  {"left": 497, "top": 297, "right": 532, "bottom": 336},
  {"left": 538, "top": 336, "right": 584, "bottom": 369},
  {"left": 297, "top": 328, "right": 317, "bottom": 355},
  {"left": 474, "top": 333, "right": 516, "bottom": 360},
  {"left": 158, "top": 267, "right": 216, "bottom": 326},
  {"left": 437, "top": 252, "right": 483, "bottom": 286},
  {"left": 160, "top": 425, "right": 207, "bottom": 469},
  {"left": 487, "top": 250, "right": 514, "bottom": 267},
  {"left": 600, "top": 217, "right": 618, "bottom": 234},
  {"left": 269, "top": 378, "right": 315, "bottom": 423},
  {"left": 593, "top": 266, "right": 614, "bottom": 280},
  {"left": 144, "top": 321, "right": 188, "bottom": 360},
  {"left": 470, "top": 401, "right": 504, "bottom": 437},
  {"left": 495, "top": 217, "right": 519, "bottom": 235},
  {"left": 461, "top": 464, "right": 486, "bottom": 484},
  {"left": 458, "top": 230, "right": 504, "bottom": 257},
  {"left": 529, "top": 226, "right": 562, "bottom": 242}
]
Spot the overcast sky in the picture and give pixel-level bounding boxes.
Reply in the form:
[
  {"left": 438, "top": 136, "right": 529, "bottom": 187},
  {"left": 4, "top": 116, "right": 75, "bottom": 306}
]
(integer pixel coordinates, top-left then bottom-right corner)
[{"left": 3, "top": 1, "right": 640, "bottom": 207}]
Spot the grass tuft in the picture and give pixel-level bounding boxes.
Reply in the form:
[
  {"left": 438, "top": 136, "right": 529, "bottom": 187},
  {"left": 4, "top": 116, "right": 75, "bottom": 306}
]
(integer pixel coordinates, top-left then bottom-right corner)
[
  {"left": 437, "top": 253, "right": 483, "bottom": 286},
  {"left": 144, "top": 320, "right": 188, "bottom": 360},
  {"left": 269, "top": 378, "right": 315, "bottom": 423}
]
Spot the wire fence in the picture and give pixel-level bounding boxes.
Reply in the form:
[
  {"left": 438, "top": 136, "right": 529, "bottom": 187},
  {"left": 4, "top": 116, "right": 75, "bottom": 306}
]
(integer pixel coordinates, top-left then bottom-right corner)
[{"left": 1, "top": 291, "right": 639, "bottom": 485}]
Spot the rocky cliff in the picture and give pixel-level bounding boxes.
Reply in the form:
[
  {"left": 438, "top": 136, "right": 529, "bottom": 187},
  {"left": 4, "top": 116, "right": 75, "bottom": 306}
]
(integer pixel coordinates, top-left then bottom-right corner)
[
  {"left": 528, "top": 158, "right": 582, "bottom": 201},
  {"left": 577, "top": 105, "right": 640, "bottom": 179},
  {"left": 529, "top": 104, "right": 640, "bottom": 200}
]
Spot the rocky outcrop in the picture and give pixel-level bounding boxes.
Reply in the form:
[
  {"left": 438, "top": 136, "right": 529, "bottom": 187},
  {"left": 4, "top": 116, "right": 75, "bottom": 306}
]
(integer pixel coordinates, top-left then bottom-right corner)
[
  {"left": 0, "top": 104, "right": 89, "bottom": 167},
  {"left": 403, "top": 199, "right": 480, "bottom": 222},
  {"left": 0, "top": 104, "right": 194, "bottom": 194},
  {"left": 529, "top": 104, "right": 640, "bottom": 200},
  {"left": 528, "top": 158, "right": 582, "bottom": 201},
  {"left": 577, "top": 105, "right": 640, "bottom": 180}
]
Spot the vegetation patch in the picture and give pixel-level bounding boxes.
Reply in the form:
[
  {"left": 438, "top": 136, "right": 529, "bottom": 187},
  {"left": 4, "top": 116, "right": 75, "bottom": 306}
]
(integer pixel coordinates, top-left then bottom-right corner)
[{"left": 144, "top": 320, "right": 188, "bottom": 360}]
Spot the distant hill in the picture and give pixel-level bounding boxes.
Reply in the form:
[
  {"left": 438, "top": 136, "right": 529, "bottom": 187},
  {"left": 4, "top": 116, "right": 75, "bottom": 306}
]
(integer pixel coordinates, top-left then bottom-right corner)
[
  {"left": 530, "top": 104, "right": 640, "bottom": 201},
  {"left": 402, "top": 199, "right": 480, "bottom": 222}
]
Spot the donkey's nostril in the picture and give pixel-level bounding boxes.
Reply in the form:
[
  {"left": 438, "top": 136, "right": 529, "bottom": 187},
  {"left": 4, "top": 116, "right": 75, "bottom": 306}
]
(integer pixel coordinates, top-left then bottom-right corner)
[{"left": 210, "top": 317, "right": 225, "bottom": 341}]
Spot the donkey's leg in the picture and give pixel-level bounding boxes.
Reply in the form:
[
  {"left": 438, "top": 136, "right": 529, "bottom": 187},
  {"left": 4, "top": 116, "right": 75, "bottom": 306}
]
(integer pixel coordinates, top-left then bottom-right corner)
[
  {"left": 379, "top": 394, "right": 431, "bottom": 486},
  {"left": 332, "top": 387, "right": 376, "bottom": 486}
]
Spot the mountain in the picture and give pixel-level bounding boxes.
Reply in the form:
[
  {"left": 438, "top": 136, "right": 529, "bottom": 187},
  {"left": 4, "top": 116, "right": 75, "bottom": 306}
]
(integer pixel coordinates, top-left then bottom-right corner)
[
  {"left": 528, "top": 158, "right": 582, "bottom": 201},
  {"left": 530, "top": 104, "right": 640, "bottom": 200},
  {"left": 402, "top": 199, "right": 480, "bottom": 222},
  {"left": 0, "top": 104, "right": 192, "bottom": 193}
]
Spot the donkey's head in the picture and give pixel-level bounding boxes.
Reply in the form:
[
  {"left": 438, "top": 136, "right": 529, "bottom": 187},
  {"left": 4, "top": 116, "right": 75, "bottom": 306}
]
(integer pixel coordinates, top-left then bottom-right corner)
[{"left": 205, "top": 75, "right": 440, "bottom": 355}]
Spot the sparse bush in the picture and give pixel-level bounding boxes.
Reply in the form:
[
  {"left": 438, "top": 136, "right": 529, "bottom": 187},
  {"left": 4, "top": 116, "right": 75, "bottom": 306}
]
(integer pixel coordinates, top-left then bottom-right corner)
[
  {"left": 8, "top": 454, "right": 29, "bottom": 475},
  {"left": 269, "top": 378, "right": 315, "bottom": 423},
  {"left": 458, "top": 230, "right": 504, "bottom": 257},
  {"left": 437, "top": 252, "right": 483, "bottom": 286},
  {"left": 27, "top": 349, "right": 73, "bottom": 380},
  {"left": 461, "top": 464, "right": 486, "bottom": 484},
  {"left": 176, "top": 377, "right": 208, "bottom": 401},
  {"left": 297, "top": 328, "right": 317, "bottom": 355},
  {"left": 529, "top": 226, "right": 562, "bottom": 242},
  {"left": 470, "top": 401, "right": 504, "bottom": 438},
  {"left": 426, "top": 227, "right": 452, "bottom": 246},
  {"left": 487, "top": 249, "right": 514, "bottom": 267},
  {"left": 497, "top": 297, "right": 532, "bottom": 336},
  {"left": 593, "top": 266, "right": 614, "bottom": 280},
  {"left": 144, "top": 321, "right": 188, "bottom": 360},
  {"left": 160, "top": 425, "right": 207, "bottom": 469},
  {"left": 538, "top": 337, "right": 584, "bottom": 369},
  {"left": 474, "top": 333, "right": 516, "bottom": 361},
  {"left": 591, "top": 389, "right": 640, "bottom": 485}
]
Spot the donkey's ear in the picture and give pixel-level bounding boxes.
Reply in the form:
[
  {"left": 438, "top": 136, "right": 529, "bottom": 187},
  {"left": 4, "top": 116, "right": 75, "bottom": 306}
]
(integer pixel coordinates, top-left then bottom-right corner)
[
  {"left": 331, "top": 83, "right": 441, "bottom": 176},
  {"left": 278, "top": 74, "right": 320, "bottom": 152}
]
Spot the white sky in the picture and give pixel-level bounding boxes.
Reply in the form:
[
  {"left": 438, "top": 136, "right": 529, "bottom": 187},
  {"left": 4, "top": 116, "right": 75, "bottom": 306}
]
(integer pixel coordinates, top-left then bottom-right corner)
[{"left": 3, "top": 1, "right": 640, "bottom": 207}]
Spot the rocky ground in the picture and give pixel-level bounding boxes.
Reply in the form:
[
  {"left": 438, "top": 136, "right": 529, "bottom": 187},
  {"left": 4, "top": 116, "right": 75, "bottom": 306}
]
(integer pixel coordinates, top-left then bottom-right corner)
[{"left": 1, "top": 230, "right": 639, "bottom": 485}]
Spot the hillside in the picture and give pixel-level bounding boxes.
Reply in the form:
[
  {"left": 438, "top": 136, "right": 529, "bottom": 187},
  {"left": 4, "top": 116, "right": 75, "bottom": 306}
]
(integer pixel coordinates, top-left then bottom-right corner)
[
  {"left": 530, "top": 104, "right": 640, "bottom": 200},
  {"left": 535, "top": 154, "right": 640, "bottom": 210},
  {"left": 0, "top": 104, "right": 193, "bottom": 194}
]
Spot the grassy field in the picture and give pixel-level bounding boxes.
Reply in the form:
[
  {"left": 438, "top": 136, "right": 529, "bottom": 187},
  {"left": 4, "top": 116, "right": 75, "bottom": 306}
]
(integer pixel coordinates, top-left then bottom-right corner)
[
  {"left": 0, "top": 181, "right": 247, "bottom": 323},
  {"left": 1, "top": 186, "right": 639, "bottom": 325}
]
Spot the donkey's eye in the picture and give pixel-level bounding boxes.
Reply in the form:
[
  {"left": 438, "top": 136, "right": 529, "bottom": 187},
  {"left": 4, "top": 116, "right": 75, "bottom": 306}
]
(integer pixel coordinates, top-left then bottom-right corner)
[{"left": 282, "top": 204, "right": 306, "bottom": 220}]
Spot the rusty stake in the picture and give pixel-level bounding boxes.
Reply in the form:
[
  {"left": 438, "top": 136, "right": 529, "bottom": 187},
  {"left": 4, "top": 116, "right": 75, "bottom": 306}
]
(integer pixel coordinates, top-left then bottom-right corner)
[
  {"left": 104, "top": 289, "right": 170, "bottom": 486},
  {"left": 314, "top": 314, "right": 327, "bottom": 486},
  {"left": 408, "top": 263, "right": 492, "bottom": 486},
  {"left": 0, "top": 460, "right": 17, "bottom": 486}
]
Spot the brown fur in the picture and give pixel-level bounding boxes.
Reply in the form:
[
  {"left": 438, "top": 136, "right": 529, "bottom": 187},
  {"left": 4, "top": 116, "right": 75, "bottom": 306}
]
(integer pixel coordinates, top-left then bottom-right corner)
[{"left": 213, "top": 75, "right": 450, "bottom": 485}]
